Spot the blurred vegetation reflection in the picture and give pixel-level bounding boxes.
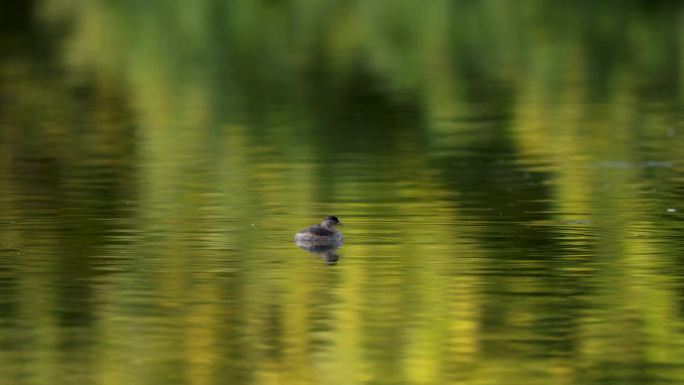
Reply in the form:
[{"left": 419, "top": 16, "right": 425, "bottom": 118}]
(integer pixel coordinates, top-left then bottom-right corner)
[{"left": 1, "top": 1, "right": 684, "bottom": 385}]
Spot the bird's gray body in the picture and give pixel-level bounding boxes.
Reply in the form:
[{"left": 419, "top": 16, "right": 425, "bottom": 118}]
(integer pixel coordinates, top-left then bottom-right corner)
[{"left": 294, "top": 216, "right": 344, "bottom": 244}]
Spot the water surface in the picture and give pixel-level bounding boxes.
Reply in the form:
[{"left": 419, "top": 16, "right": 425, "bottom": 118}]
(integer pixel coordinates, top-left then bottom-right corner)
[{"left": 1, "top": 1, "right": 684, "bottom": 384}]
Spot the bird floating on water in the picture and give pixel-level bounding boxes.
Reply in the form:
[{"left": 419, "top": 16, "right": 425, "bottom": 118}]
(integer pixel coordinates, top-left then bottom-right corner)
[{"left": 294, "top": 216, "right": 343, "bottom": 244}]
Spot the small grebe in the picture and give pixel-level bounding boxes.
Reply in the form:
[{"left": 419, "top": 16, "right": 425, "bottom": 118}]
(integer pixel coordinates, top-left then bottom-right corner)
[{"left": 294, "top": 216, "right": 343, "bottom": 243}]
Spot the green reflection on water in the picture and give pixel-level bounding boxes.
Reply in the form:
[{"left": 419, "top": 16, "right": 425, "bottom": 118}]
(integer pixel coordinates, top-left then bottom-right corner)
[{"left": 1, "top": 1, "right": 684, "bottom": 385}]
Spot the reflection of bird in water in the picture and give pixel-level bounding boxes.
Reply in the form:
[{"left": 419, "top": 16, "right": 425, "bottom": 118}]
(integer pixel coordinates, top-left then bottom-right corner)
[
  {"left": 295, "top": 242, "right": 341, "bottom": 265},
  {"left": 294, "top": 216, "right": 344, "bottom": 265}
]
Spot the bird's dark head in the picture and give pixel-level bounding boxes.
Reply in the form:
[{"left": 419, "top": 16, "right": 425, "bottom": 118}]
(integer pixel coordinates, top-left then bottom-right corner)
[{"left": 321, "top": 216, "right": 341, "bottom": 227}]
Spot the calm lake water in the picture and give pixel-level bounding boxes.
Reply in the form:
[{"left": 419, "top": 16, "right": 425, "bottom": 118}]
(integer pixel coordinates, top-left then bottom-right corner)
[{"left": 2, "top": 1, "right": 684, "bottom": 384}]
